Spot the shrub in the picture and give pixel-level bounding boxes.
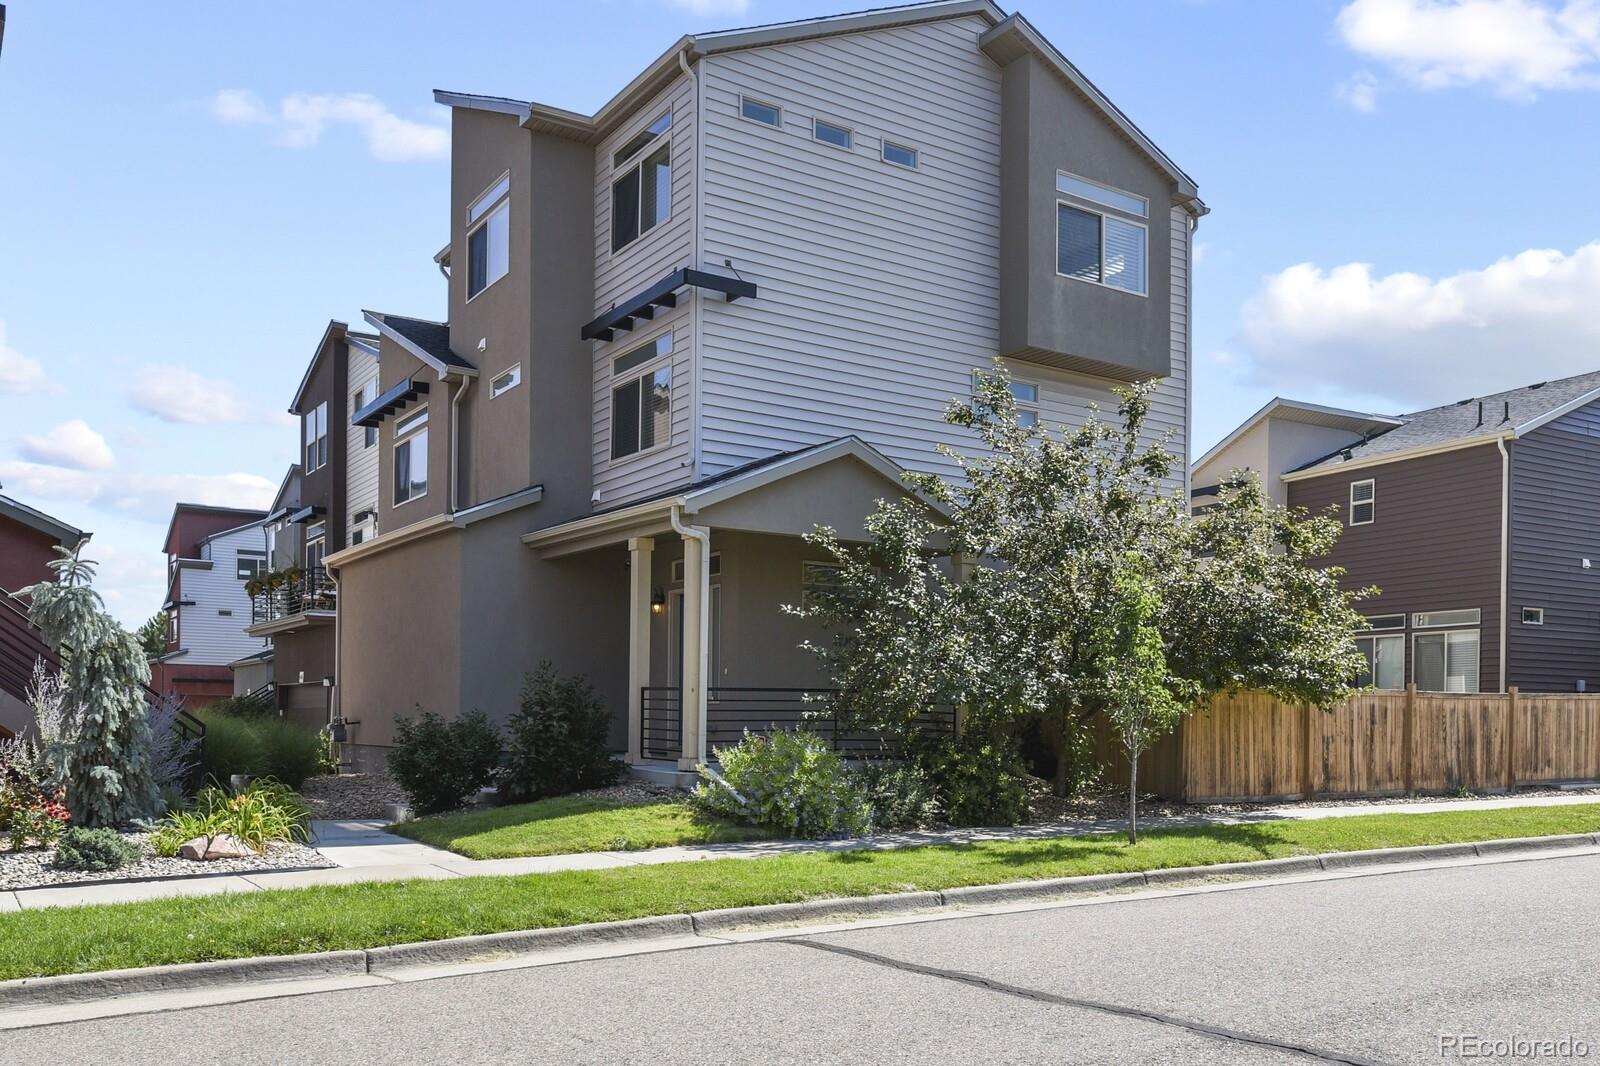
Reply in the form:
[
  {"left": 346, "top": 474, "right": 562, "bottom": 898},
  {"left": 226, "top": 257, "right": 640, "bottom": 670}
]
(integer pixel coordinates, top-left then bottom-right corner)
[
  {"left": 388, "top": 709, "right": 502, "bottom": 816},
  {"left": 0, "top": 737, "right": 71, "bottom": 850},
  {"left": 920, "top": 726, "right": 1030, "bottom": 827},
  {"left": 196, "top": 712, "right": 266, "bottom": 785},
  {"left": 194, "top": 713, "right": 325, "bottom": 789},
  {"left": 501, "top": 663, "right": 621, "bottom": 803},
  {"left": 253, "top": 719, "right": 326, "bottom": 789},
  {"left": 52, "top": 826, "right": 139, "bottom": 871},
  {"left": 149, "top": 780, "right": 310, "bottom": 857},
  {"left": 853, "top": 760, "right": 940, "bottom": 831},
  {"left": 201, "top": 694, "right": 277, "bottom": 719},
  {"left": 696, "top": 730, "right": 870, "bottom": 839}
]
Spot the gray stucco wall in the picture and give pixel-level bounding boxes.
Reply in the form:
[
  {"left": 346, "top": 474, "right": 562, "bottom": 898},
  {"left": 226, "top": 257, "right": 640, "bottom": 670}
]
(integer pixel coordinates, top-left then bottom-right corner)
[{"left": 996, "top": 52, "right": 1174, "bottom": 381}]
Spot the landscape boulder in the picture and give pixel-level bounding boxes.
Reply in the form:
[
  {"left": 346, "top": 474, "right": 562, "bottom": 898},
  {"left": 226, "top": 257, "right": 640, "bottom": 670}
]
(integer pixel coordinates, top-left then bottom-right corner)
[{"left": 177, "top": 834, "right": 258, "bottom": 860}]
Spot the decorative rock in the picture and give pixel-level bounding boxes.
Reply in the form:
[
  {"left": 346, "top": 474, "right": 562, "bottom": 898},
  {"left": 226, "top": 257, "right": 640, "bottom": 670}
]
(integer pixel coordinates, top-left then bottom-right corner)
[{"left": 177, "top": 834, "right": 258, "bottom": 861}]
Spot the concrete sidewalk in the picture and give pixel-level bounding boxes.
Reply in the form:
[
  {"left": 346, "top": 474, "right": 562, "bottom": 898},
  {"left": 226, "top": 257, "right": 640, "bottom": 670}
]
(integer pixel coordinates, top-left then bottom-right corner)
[{"left": 3, "top": 791, "right": 1595, "bottom": 912}]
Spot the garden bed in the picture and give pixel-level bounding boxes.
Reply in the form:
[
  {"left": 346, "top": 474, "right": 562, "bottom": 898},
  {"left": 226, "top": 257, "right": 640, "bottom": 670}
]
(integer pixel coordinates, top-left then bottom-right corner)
[
  {"left": 299, "top": 771, "right": 407, "bottom": 821},
  {"left": 0, "top": 833, "right": 332, "bottom": 891}
]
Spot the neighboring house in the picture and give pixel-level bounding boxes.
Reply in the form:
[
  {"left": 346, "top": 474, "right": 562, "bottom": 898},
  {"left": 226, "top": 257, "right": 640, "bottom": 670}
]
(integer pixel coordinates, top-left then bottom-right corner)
[
  {"left": 0, "top": 489, "right": 88, "bottom": 737},
  {"left": 151, "top": 503, "right": 268, "bottom": 708},
  {"left": 323, "top": 1, "right": 1204, "bottom": 778},
  {"left": 244, "top": 323, "right": 381, "bottom": 726},
  {"left": 1192, "top": 369, "right": 1600, "bottom": 695}
]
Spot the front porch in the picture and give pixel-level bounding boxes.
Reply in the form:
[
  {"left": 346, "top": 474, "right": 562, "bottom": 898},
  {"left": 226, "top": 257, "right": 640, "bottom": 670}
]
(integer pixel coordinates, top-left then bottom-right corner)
[{"left": 522, "top": 438, "right": 950, "bottom": 777}]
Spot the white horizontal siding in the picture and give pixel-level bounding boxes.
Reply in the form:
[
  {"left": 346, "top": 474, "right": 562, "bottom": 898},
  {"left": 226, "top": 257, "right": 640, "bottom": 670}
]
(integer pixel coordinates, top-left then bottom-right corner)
[
  {"left": 697, "top": 15, "right": 1005, "bottom": 481},
  {"left": 347, "top": 346, "right": 381, "bottom": 538},
  {"left": 591, "top": 309, "right": 695, "bottom": 504},
  {"left": 179, "top": 526, "right": 268, "bottom": 667}
]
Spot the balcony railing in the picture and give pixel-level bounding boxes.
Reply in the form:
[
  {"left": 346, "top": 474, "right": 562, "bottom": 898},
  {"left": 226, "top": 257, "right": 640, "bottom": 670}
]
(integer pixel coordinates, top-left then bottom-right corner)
[
  {"left": 250, "top": 566, "right": 336, "bottom": 626},
  {"left": 640, "top": 687, "right": 956, "bottom": 763}
]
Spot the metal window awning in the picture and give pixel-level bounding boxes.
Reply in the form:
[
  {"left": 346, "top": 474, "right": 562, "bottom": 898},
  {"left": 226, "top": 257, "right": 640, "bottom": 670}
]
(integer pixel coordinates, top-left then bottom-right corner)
[
  {"left": 353, "top": 376, "right": 430, "bottom": 428},
  {"left": 581, "top": 268, "right": 756, "bottom": 342},
  {"left": 287, "top": 506, "right": 326, "bottom": 525}
]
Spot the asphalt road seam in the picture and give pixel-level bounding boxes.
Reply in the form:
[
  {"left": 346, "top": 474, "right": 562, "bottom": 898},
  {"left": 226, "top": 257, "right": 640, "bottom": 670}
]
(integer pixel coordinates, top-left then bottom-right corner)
[{"left": 782, "top": 938, "right": 1391, "bottom": 1066}]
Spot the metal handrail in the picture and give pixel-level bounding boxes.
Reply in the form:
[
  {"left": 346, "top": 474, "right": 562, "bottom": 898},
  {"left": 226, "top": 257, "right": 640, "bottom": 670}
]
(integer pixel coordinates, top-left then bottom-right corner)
[{"left": 250, "top": 566, "right": 337, "bottom": 625}]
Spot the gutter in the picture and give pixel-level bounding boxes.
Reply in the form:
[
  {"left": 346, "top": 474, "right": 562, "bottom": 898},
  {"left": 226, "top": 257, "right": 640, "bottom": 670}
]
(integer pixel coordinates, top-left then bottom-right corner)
[
  {"left": 1280, "top": 432, "right": 1514, "bottom": 483},
  {"left": 1497, "top": 437, "right": 1510, "bottom": 693},
  {"left": 450, "top": 371, "right": 474, "bottom": 513},
  {"left": 669, "top": 505, "right": 712, "bottom": 768}
]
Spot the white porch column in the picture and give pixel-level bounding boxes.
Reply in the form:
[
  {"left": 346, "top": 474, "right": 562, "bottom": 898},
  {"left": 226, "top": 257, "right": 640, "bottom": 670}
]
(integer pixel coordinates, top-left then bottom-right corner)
[
  {"left": 626, "top": 537, "right": 654, "bottom": 765},
  {"left": 677, "top": 527, "right": 711, "bottom": 770}
]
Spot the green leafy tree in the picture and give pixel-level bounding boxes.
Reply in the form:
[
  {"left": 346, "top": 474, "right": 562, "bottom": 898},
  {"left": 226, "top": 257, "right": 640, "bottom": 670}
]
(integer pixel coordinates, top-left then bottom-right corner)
[
  {"left": 135, "top": 612, "right": 167, "bottom": 660},
  {"left": 796, "top": 363, "right": 1370, "bottom": 817},
  {"left": 26, "top": 547, "right": 161, "bottom": 826}
]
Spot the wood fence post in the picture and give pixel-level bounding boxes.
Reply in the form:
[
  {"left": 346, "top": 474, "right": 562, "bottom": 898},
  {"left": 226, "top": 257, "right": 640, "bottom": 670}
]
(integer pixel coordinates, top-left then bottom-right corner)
[
  {"left": 1301, "top": 703, "right": 1314, "bottom": 800},
  {"left": 1403, "top": 683, "right": 1416, "bottom": 795},
  {"left": 1505, "top": 686, "right": 1519, "bottom": 792}
]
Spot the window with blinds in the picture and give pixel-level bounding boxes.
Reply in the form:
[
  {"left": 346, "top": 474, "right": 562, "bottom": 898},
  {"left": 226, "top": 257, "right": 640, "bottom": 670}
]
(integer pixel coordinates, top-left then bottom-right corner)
[
  {"left": 1054, "top": 171, "right": 1147, "bottom": 296},
  {"left": 1349, "top": 479, "right": 1375, "bottom": 525},
  {"left": 1414, "top": 629, "right": 1480, "bottom": 693}
]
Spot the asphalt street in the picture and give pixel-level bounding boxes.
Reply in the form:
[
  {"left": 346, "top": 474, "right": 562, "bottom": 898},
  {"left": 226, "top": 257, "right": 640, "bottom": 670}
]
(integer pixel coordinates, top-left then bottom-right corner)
[{"left": 4, "top": 853, "right": 1596, "bottom": 1065}]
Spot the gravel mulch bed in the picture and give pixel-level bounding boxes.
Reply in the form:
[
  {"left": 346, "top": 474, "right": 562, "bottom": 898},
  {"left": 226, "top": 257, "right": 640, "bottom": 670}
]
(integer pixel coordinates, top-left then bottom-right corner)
[
  {"left": 569, "top": 781, "right": 681, "bottom": 806},
  {"left": 300, "top": 771, "right": 407, "bottom": 821},
  {"left": 0, "top": 832, "right": 333, "bottom": 892}
]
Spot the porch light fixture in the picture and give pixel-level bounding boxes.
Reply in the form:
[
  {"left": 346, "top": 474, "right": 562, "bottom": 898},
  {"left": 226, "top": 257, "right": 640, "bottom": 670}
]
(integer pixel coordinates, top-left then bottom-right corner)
[{"left": 651, "top": 587, "right": 667, "bottom": 614}]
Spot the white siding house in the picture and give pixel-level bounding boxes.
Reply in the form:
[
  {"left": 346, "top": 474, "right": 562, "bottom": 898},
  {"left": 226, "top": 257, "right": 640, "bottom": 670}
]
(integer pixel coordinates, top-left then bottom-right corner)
[
  {"left": 174, "top": 521, "right": 268, "bottom": 668},
  {"left": 346, "top": 335, "right": 382, "bottom": 543}
]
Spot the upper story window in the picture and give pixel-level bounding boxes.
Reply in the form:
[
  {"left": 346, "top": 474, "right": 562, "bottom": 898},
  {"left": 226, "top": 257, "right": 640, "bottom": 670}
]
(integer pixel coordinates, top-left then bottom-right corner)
[
  {"left": 611, "top": 111, "right": 672, "bottom": 253},
  {"left": 304, "top": 401, "right": 328, "bottom": 471},
  {"left": 813, "top": 119, "right": 851, "bottom": 149},
  {"left": 304, "top": 521, "right": 326, "bottom": 572},
  {"left": 972, "top": 371, "right": 1040, "bottom": 428},
  {"left": 236, "top": 550, "right": 266, "bottom": 581},
  {"left": 354, "top": 382, "right": 377, "bottom": 448},
  {"left": 881, "top": 140, "right": 918, "bottom": 169},
  {"left": 1349, "top": 479, "right": 1375, "bottom": 525},
  {"left": 394, "top": 405, "right": 429, "bottom": 505},
  {"left": 611, "top": 334, "right": 672, "bottom": 461},
  {"left": 740, "top": 97, "right": 781, "bottom": 127},
  {"left": 1056, "top": 171, "right": 1147, "bottom": 296},
  {"left": 467, "top": 172, "right": 510, "bottom": 300},
  {"left": 491, "top": 363, "right": 521, "bottom": 398}
]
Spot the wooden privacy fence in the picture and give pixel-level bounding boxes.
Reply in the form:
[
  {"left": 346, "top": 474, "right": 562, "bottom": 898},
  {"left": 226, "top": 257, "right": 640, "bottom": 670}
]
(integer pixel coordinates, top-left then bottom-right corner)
[{"left": 1093, "top": 686, "right": 1600, "bottom": 803}]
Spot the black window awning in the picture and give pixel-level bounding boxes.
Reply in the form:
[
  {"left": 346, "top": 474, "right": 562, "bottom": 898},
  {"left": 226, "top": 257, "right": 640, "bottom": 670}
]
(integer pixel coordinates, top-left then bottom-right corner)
[
  {"left": 582, "top": 268, "right": 756, "bottom": 342},
  {"left": 287, "top": 506, "right": 326, "bottom": 525},
  {"left": 353, "top": 376, "right": 430, "bottom": 428}
]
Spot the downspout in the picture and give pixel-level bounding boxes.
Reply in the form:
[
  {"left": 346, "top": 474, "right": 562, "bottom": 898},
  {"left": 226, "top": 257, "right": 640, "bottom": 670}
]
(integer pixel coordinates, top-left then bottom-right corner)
[
  {"left": 1496, "top": 435, "right": 1510, "bottom": 693},
  {"left": 449, "top": 371, "right": 474, "bottom": 513},
  {"left": 679, "top": 46, "right": 705, "bottom": 483},
  {"left": 670, "top": 504, "right": 711, "bottom": 766}
]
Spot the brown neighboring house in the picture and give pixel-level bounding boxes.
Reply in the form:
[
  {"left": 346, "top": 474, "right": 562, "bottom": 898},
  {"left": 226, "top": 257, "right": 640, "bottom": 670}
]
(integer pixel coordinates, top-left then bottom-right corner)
[
  {"left": 0, "top": 489, "right": 88, "bottom": 737},
  {"left": 1192, "top": 369, "right": 1600, "bottom": 695}
]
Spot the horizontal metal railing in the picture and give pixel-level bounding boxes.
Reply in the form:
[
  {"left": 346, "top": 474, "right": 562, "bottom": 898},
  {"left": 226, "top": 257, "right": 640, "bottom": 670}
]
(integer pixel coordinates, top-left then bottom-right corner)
[
  {"left": 250, "top": 566, "right": 336, "bottom": 625},
  {"left": 640, "top": 686, "right": 955, "bottom": 763}
]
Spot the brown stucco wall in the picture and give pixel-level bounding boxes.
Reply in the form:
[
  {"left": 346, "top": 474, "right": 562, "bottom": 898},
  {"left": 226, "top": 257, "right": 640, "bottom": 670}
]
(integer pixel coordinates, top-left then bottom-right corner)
[
  {"left": 376, "top": 338, "right": 454, "bottom": 531},
  {"left": 1287, "top": 443, "right": 1504, "bottom": 690},
  {"left": 0, "top": 519, "right": 60, "bottom": 596},
  {"left": 291, "top": 331, "right": 349, "bottom": 555}
]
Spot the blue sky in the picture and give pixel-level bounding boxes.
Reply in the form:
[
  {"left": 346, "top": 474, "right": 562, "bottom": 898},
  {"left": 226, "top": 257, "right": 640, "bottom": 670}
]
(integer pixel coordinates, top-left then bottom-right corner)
[{"left": 3, "top": 0, "right": 1599, "bottom": 623}]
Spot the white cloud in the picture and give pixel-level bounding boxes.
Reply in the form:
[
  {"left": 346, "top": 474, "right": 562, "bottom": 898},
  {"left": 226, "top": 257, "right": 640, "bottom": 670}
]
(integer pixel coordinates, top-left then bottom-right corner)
[
  {"left": 209, "top": 89, "right": 448, "bottom": 161},
  {"left": 0, "top": 460, "right": 276, "bottom": 524},
  {"left": 19, "top": 420, "right": 115, "bottom": 471},
  {"left": 1336, "top": 70, "right": 1382, "bottom": 110},
  {"left": 0, "top": 320, "right": 56, "bottom": 395},
  {"left": 127, "top": 365, "right": 291, "bottom": 426},
  {"left": 1236, "top": 241, "right": 1600, "bottom": 407},
  {"left": 664, "top": 0, "right": 751, "bottom": 13},
  {"left": 1336, "top": 0, "right": 1600, "bottom": 99}
]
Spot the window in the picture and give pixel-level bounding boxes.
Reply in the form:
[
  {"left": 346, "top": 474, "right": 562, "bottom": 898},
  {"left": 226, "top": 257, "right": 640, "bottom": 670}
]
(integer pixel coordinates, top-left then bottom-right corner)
[
  {"left": 304, "top": 522, "right": 325, "bottom": 574},
  {"left": 1057, "top": 204, "right": 1147, "bottom": 295},
  {"left": 740, "top": 97, "right": 781, "bottom": 127},
  {"left": 802, "top": 561, "right": 845, "bottom": 609},
  {"left": 1414, "top": 629, "right": 1481, "bottom": 692},
  {"left": 1413, "top": 608, "right": 1481, "bottom": 629},
  {"left": 354, "top": 382, "right": 377, "bottom": 448},
  {"left": 1363, "top": 613, "right": 1406, "bottom": 630},
  {"left": 467, "top": 172, "right": 510, "bottom": 299},
  {"left": 613, "top": 110, "right": 671, "bottom": 168},
  {"left": 813, "top": 119, "right": 851, "bottom": 148},
  {"left": 351, "top": 514, "right": 375, "bottom": 546},
  {"left": 882, "top": 140, "right": 918, "bottom": 168},
  {"left": 1522, "top": 607, "right": 1545, "bottom": 625},
  {"left": 611, "top": 116, "right": 672, "bottom": 252},
  {"left": 491, "top": 363, "right": 521, "bottom": 398},
  {"left": 670, "top": 553, "right": 722, "bottom": 583},
  {"left": 610, "top": 335, "right": 672, "bottom": 460},
  {"left": 236, "top": 551, "right": 266, "bottom": 581},
  {"left": 394, "top": 406, "right": 429, "bottom": 505},
  {"left": 1349, "top": 479, "right": 1375, "bottom": 525},
  {"left": 1056, "top": 172, "right": 1148, "bottom": 218},
  {"left": 1355, "top": 634, "right": 1405, "bottom": 690},
  {"left": 973, "top": 371, "right": 1040, "bottom": 428},
  {"left": 303, "top": 401, "right": 328, "bottom": 471},
  {"left": 167, "top": 611, "right": 177, "bottom": 644}
]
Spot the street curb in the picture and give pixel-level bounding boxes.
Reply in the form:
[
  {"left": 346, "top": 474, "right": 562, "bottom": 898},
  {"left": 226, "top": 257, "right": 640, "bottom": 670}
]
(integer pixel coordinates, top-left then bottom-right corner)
[
  {"left": 4, "top": 832, "right": 1596, "bottom": 1013},
  {"left": 364, "top": 915, "right": 694, "bottom": 973}
]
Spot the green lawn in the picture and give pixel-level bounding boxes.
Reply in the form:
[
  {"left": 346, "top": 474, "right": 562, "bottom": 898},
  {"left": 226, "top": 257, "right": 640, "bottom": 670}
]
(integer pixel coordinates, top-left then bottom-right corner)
[
  {"left": 389, "top": 796, "right": 777, "bottom": 859},
  {"left": 2, "top": 803, "right": 1596, "bottom": 981}
]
